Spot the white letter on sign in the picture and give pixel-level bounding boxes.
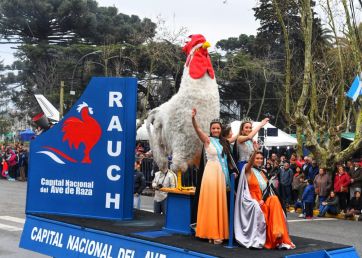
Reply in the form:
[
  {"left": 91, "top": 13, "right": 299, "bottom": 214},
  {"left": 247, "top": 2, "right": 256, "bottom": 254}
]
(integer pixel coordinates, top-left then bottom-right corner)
[
  {"left": 107, "top": 141, "right": 121, "bottom": 156},
  {"left": 107, "top": 165, "right": 121, "bottom": 181},
  {"left": 105, "top": 193, "right": 120, "bottom": 209},
  {"left": 107, "top": 116, "right": 123, "bottom": 131},
  {"left": 109, "top": 92, "right": 123, "bottom": 107}
]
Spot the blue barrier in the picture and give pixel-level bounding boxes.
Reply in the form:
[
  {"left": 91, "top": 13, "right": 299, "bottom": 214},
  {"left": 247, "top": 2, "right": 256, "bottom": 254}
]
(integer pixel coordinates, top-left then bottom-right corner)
[
  {"left": 225, "top": 173, "right": 236, "bottom": 248},
  {"left": 285, "top": 247, "right": 360, "bottom": 258}
]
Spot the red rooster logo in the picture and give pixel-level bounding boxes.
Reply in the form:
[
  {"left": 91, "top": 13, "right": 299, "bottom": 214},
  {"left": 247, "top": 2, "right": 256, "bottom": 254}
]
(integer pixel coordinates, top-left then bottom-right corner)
[{"left": 61, "top": 102, "right": 102, "bottom": 163}]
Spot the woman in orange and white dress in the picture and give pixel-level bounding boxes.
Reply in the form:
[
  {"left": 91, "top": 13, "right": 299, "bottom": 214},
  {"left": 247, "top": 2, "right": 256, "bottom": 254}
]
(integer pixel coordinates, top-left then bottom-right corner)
[
  {"left": 234, "top": 141, "right": 295, "bottom": 249},
  {"left": 192, "top": 108, "right": 231, "bottom": 245}
]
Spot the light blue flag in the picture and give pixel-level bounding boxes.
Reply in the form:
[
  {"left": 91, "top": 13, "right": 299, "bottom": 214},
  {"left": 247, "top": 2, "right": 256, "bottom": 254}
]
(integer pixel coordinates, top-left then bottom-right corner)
[{"left": 346, "top": 75, "right": 361, "bottom": 102}]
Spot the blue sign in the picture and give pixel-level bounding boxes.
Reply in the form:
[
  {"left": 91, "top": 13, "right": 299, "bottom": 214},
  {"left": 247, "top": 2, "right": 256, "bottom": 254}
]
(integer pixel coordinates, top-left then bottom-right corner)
[
  {"left": 26, "top": 77, "right": 137, "bottom": 220},
  {"left": 20, "top": 215, "right": 215, "bottom": 258}
]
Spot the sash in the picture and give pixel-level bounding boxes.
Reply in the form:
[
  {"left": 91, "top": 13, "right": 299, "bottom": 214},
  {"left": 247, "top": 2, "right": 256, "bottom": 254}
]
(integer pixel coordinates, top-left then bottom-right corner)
[
  {"left": 210, "top": 137, "right": 230, "bottom": 186},
  {"left": 252, "top": 168, "right": 267, "bottom": 192},
  {"left": 245, "top": 140, "right": 253, "bottom": 153}
]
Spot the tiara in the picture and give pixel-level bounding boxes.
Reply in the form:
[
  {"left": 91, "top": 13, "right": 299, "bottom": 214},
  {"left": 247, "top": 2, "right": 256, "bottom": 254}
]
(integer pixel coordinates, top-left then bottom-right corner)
[
  {"left": 240, "top": 116, "right": 253, "bottom": 124},
  {"left": 211, "top": 118, "right": 223, "bottom": 124}
]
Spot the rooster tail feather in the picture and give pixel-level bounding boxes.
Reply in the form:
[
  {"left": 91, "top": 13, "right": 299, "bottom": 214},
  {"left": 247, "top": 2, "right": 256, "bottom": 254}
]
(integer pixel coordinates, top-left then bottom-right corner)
[{"left": 146, "top": 108, "right": 168, "bottom": 171}]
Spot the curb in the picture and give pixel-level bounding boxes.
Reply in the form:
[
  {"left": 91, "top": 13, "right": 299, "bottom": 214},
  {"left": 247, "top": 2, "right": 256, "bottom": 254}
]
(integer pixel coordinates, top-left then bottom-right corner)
[{"left": 288, "top": 207, "right": 360, "bottom": 221}]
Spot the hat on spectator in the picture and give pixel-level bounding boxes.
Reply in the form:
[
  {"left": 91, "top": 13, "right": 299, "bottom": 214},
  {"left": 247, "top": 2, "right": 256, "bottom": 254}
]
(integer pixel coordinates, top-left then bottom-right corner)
[{"left": 355, "top": 188, "right": 361, "bottom": 194}]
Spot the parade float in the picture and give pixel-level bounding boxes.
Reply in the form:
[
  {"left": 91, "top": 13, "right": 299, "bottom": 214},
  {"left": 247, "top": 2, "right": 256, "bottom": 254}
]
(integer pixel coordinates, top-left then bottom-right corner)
[{"left": 19, "top": 35, "right": 358, "bottom": 258}]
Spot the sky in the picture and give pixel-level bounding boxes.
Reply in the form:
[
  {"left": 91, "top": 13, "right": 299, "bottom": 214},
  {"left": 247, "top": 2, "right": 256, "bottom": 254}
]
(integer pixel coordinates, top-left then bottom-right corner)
[
  {"left": 0, "top": 0, "right": 260, "bottom": 65},
  {"left": 98, "top": 0, "right": 260, "bottom": 45}
]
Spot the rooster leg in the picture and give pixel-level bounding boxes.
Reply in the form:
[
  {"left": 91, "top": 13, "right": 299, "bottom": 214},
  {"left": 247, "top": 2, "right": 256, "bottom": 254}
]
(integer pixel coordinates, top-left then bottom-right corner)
[
  {"left": 176, "top": 170, "right": 195, "bottom": 191},
  {"left": 81, "top": 149, "right": 92, "bottom": 163},
  {"left": 177, "top": 170, "right": 182, "bottom": 190}
]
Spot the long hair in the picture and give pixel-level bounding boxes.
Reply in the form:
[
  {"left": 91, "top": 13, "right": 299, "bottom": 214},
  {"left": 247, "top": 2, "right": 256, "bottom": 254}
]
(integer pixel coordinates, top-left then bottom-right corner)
[
  {"left": 238, "top": 121, "right": 252, "bottom": 136},
  {"left": 209, "top": 121, "right": 229, "bottom": 156}
]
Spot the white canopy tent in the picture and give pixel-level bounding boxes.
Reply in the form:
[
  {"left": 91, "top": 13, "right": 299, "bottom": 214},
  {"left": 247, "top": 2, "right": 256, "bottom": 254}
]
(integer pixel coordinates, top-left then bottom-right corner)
[
  {"left": 230, "top": 121, "right": 297, "bottom": 147},
  {"left": 136, "top": 121, "right": 149, "bottom": 141}
]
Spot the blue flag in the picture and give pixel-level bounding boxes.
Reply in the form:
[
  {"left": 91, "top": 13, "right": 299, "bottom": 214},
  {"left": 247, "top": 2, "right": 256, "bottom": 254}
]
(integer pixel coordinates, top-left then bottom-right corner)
[{"left": 346, "top": 75, "right": 361, "bottom": 102}]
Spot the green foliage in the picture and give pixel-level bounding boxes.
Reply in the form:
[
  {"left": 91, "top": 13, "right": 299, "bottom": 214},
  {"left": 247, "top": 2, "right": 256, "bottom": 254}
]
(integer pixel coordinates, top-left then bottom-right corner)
[{"left": 0, "top": 0, "right": 156, "bottom": 45}]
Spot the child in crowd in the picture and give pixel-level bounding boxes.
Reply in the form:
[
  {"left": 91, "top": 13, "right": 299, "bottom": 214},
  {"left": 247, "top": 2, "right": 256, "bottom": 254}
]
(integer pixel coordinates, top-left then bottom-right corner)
[
  {"left": 293, "top": 175, "right": 307, "bottom": 217},
  {"left": 1, "top": 157, "right": 13, "bottom": 181},
  {"left": 302, "top": 179, "right": 315, "bottom": 219}
]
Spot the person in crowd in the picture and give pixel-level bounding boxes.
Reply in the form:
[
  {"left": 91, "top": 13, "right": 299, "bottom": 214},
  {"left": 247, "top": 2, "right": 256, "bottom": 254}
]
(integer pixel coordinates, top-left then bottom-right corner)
[
  {"left": 302, "top": 156, "right": 312, "bottom": 178},
  {"left": 345, "top": 160, "right": 354, "bottom": 173},
  {"left": 191, "top": 108, "right": 232, "bottom": 245},
  {"left": 135, "top": 142, "right": 145, "bottom": 157},
  {"left": 302, "top": 179, "right": 315, "bottom": 219},
  {"left": 279, "top": 154, "right": 287, "bottom": 167},
  {"left": 270, "top": 153, "right": 278, "bottom": 164},
  {"left": 134, "top": 160, "right": 146, "bottom": 209},
  {"left": 317, "top": 191, "right": 340, "bottom": 217},
  {"left": 292, "top": 166, "right": 304, "bottom": 203},
  {"left": 232, "top": 118, "right": 269, "bottom": 172},
  {"left": 234, "top": 141, "right": 295, "bottom": 249},
  {"left": 348, "top": 160, "right": 362, "bottom": 199},
  {"left": 152, "top": 167, "right": 177, "bottom": 215},
  {"left": 307, "top": 160, "right": 319, "bottom": 181},
  {"left": 344, "top": 189, "right": 362, "bottom": 220},
  {"left": 264, "top": 162, "right": 273, "bottom": 179},
  {"left": 17, "top": 147, "right": 27, "bottom": 181},
  {"left": 294, "top": 175, "right": 307, "bottom": 218},
  {"left": 313, "top": 167, "right": 332, "bottom": 211},
  {"left": 6, "top": 146, "right": 17, "bottom": 181},
  {"left": 279, "top": 162, "right": 294, "bottom": 207},
  {"left": 334, "top": 164, "right": 351, "bottom": 213},
  {"left": 1, "top": 157, "right": 9, "bottom": 179},
  {"left": 269, "top": 160, "right": 281, "bottom": 193},
  {"left": 289, "top": 153, "right": 297, "bottom": 172}
]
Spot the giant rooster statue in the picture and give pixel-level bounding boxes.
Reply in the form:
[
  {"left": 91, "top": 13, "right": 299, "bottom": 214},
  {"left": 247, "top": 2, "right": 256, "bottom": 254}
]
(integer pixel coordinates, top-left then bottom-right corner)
[
  {"left": 62, "top": 102, "right": 102, "bottom": 163},
  {"left": 146, "top": 34, "right": 220, "bottom": 189}
]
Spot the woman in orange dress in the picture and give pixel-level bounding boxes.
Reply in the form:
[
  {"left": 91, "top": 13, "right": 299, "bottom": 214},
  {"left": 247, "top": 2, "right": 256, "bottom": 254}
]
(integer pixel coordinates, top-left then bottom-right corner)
[
  {"left": 237, "top": 141, "right": 295, "bottom": 249},
  {"left": 192, "top": 108, "right": 230, "bottom": 245}
]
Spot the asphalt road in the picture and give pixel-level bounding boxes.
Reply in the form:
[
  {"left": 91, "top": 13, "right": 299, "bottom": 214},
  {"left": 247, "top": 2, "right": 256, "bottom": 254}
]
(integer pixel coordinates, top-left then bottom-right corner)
[{"left": 0, "top": 181, "right": 361, "bottom": 257}]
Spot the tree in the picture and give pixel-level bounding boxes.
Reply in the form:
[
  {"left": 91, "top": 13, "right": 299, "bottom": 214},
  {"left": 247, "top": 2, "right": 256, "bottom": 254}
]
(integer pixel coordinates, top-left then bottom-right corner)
[
  {"left": 280, "top": 0, "right": 362, "bottom": 168},
  {"left": 0, "top": 0, "right": 156, "bottom": 45}
]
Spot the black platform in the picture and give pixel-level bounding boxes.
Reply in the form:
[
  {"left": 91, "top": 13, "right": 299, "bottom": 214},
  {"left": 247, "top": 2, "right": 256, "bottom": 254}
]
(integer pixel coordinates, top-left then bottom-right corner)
[{"left": 35, "top": 210, "right": 348, "bottom": 258}]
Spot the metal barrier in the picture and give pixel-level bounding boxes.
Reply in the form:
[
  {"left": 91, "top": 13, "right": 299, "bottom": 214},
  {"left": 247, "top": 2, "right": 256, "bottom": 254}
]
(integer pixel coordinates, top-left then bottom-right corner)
[{"left": 139, "top": 157, "right": 198, "bottom": 191}]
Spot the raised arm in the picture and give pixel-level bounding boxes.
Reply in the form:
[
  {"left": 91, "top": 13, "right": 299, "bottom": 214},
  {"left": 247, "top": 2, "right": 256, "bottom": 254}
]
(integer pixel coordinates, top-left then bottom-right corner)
[
  {"left": 191, "top": 108, "right": 210, "bottom": 145},
  {"left": 244, "top": 141, "right": 260, "bottom": 175},
  {"left": 227, "top": 133, "right": 238, "bottom": 143},
  {"left": 237, "top": 118, "right": 269, "bottom": 143}
]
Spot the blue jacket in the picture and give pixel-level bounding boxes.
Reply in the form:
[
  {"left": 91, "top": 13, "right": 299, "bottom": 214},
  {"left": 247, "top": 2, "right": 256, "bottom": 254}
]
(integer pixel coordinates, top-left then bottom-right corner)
[
  {"left": 279, "top": 167, "right": 293, "bottom": 186},
  {"left": 302, "top": 184, "right": 315, "bottom": 203},
  {"left": 307, "top": 165, "right": 319, "bottom": 180}
]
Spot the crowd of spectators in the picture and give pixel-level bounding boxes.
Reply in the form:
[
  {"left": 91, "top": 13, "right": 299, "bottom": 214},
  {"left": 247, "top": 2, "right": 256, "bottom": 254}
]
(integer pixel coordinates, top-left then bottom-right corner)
[
  {"left": 0, "top": 143, "right": 28, "bottom": 182},
  {"left": 261, "top": 153, "right": 362, "bottom": 221},
  {"left": 135, "top": 141, "right": 362, "bottom": 221}
]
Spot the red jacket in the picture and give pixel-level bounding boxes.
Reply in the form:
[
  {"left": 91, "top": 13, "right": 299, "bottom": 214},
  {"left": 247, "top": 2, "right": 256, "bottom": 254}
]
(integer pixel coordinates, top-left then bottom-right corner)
[
  {"left": 334, "top": 171, "right": 351, "bottom": 193},
  {"left": 2, "top": 161, "right": 8, "bottom": 172}
]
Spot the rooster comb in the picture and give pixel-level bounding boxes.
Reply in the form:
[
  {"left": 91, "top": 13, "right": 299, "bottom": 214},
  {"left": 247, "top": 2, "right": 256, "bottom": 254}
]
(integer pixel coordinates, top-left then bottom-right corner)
[{"left": 77, "top": 102, "right": 94, "bottom": 114}]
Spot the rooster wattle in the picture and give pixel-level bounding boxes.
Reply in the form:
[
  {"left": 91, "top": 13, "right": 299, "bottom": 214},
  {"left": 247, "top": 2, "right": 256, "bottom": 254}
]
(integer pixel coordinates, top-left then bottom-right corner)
[{"left": 62, "top": 102, "right": 102, "bottom": 163}]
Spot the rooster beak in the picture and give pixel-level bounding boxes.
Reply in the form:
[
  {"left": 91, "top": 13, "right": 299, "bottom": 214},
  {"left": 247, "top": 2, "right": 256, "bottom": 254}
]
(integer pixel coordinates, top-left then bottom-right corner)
[{"left": 202, "top": 41, "right": 211, "bottom": 49}]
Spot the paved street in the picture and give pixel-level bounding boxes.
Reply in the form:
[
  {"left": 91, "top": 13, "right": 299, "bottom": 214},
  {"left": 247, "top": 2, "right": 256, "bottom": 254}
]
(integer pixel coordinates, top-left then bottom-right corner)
[{"left": 0, "top": 180, "right": 361, "bottom": 257}]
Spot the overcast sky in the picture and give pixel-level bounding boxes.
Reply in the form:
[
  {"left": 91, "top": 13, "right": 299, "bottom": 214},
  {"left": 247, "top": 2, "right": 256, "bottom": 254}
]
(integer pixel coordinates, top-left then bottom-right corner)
[
  {"left": 98, "top": 0, "right": 260, "bottom": 44},
  {"left": 0, "top": 0, "right": 259, "bottom": 65}
]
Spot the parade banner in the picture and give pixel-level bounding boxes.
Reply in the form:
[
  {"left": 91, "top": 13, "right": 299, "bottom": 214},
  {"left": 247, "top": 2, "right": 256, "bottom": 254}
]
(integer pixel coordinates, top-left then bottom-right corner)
[
  {"left": 26, "top": 77, "right": 137, "bottom": 220},
  {"left": 20, "top": 216, "right": 215, "bottom": 258}
]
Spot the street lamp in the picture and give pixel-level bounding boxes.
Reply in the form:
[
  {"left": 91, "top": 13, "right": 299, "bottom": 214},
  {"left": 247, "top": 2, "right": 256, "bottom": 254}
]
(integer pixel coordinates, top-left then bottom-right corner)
[{"left": 70, "top": 50, "right": 102, "bottom": 95}]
